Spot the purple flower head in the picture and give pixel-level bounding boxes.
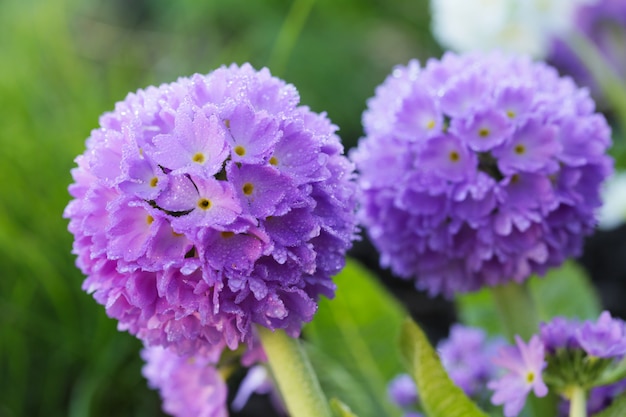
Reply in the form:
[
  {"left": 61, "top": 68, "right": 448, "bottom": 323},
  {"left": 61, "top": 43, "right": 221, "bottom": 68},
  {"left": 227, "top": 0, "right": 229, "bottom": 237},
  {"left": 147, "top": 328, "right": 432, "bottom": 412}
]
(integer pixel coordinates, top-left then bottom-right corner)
[
  {"left": 539, "top": 316, "right": 581, "bottom": 353},
  {"left": 438, "top": 324, "right": 504, "bottom": 397},
  {"left": 64, "top": 64, "right": 358, "bottom": 355},
  {"left": 387, "top": 374, "right": 418, "bottom": 408},
  {"left": 141, "top": 346, "right": 228, "bottom": 417},
  {"left": 576, "top": 311, "right": 626, "bottom": 358},
  {"left": 352, "top": 52, "right": 612, "bottom": 296},
  {"left": 549, "top": 0, "right": 626, "bottom": 105},
  {"left": 488, "top": 335, "right": 548, "bottom": 417}
]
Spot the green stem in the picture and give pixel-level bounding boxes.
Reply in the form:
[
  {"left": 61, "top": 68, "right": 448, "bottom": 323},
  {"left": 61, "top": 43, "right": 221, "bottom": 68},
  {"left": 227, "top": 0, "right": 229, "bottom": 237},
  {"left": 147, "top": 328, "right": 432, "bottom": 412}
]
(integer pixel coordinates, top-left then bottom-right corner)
[
  {"left": 257, "top": 326, "right": 332, "bottom": 417},
  {"left": 569, "top": 386, "right": 587, "bottom": 417},
  {"left": 490, "top": 281, "right": 538, "bottom": 341},
  {"left": 269, "top": 0, "right": 316, "bottom": 77}
]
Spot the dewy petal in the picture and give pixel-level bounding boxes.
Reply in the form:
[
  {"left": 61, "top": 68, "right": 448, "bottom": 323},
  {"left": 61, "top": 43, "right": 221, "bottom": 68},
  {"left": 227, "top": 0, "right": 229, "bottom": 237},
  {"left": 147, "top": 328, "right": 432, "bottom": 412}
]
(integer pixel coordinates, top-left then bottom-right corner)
[
  {"left": 420, "top": 133, "right": 477, "bottom": 182},
  {"left": 152, "top": 101, "right": 229, "bottom": 179},
  {"left": 224, "top": 101, "right": 281, "bottom": 164}
]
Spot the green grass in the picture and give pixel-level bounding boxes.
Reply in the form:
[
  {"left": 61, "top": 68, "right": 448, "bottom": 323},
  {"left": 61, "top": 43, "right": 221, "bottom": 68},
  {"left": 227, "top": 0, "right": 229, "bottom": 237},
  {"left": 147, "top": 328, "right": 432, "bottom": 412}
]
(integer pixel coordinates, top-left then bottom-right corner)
[{"left": 0, "top": 0, "right": 439, "bottom": 415}]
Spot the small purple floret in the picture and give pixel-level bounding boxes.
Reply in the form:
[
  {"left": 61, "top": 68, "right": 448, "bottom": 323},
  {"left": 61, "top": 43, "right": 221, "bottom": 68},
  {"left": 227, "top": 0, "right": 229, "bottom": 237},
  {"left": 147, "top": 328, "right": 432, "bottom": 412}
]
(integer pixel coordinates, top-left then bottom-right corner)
[
  {"left": 576, "top": 311, "right": 626, "bottom": 358},
  {"left": 352, "top": 52, "right": 612, "bottom": 296},
  {"left": 141, "top": 346, "right": 228, "bottom": 417},
  {"left": 64, "top": 63, "right": 358, "bottom": 355},
  {"left": 488, "top": 335, "right": 548, "bottom": 417}
]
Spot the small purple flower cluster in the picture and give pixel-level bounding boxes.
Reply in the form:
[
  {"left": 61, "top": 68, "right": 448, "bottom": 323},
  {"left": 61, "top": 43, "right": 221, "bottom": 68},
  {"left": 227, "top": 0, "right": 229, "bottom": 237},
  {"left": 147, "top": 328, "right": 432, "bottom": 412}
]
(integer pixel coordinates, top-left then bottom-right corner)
[
  {"left": 64, "top": 63, "right": 358, "bottom": 355},
  {"left": 352, "top": 52, "right": 613, "bottom": 296},
  {"left": 549, "top": 0, "right": 626, "bottom": 104},
  {"left": 141, "top": 346, "right": 228, "bottom": 417},
  {"left": 489, "top": 311, "right": 626, "bottom": 417}
]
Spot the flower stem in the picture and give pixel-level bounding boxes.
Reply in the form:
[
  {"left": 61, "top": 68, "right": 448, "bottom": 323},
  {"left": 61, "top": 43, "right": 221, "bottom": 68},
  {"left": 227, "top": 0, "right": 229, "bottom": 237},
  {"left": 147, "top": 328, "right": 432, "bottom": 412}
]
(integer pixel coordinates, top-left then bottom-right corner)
[
  {"left": 269, "top": 0, "right": 316, "bottom": 77},
  {"left": 568, "top": 386, "right": 587, "bottom": 417},
  {"left": 257, "top": 326, "right": 332, "bottom": 417},
  {"left": 490, "top": 281, "right": 538, "bottom": 341}
]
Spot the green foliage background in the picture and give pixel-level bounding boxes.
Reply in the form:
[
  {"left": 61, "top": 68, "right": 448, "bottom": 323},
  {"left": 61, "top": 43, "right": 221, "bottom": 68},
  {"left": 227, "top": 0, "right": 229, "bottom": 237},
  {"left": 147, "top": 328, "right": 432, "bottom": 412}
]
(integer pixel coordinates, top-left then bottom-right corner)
[{"left": 0, "top": 0, "right": 440, "bottom": 416}]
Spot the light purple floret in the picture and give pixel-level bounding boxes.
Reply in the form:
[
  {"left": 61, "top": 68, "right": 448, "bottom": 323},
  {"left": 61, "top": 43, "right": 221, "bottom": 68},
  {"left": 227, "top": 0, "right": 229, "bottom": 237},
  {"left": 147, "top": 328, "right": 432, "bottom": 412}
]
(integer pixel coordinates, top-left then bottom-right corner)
[
  {"left": 351, "top": 52, "right": 613, "bottom": 296},
  {"left": 388, "top": 374, "right": 418, "bottom": 408},
  {"left": 576, "top": 311, "right": 626, "bottom": 358},
  {"left": 141, "top": 346, "right": 228, "bottom": 417},
  {"left": 488, "top": 335, "right": 548, "bottom": 417},
  {"left": 64, "top": 63, "right": 358, "bottom": 355}
]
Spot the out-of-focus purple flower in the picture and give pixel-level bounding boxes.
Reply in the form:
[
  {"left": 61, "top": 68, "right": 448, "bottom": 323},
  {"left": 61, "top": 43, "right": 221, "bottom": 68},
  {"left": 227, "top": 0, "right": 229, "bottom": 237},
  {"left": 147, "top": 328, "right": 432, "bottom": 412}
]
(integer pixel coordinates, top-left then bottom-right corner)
[
  {"left": 576, "top": 311, "right": 626, "bottom": 358},
  {"left": 141, "top": 346, "right": 228, "bottom": 417},
  {"left": 388, "top": 374, "right": 418, "bottom": 408},
  {"left": 352, "top": 52, "right": 612, "bottom": 296},
  {"left": 64, "top": 64, "right": 358, "bottom": 355},
  {"left": 488, "top": 335, "right": 548, "bottom": 417},
  {"left": 549, "top": 0, "right": 626, "bottom": 105},
  {"left": 539, "top": 316, "right": 581, "bottom": 353},
  {"left": 438, "top": 324, "right": 504, "bottom": 397}
]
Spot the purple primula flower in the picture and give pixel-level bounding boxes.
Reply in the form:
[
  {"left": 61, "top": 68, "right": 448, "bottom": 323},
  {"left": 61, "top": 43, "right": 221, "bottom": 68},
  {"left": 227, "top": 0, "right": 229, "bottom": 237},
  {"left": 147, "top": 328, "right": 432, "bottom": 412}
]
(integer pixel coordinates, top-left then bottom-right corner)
[
  {"left": 539, "top": 316, "right": 581, "bottom": 353},
  {"left": 438, "top": 324, "right": 504, "bottom": 397},
  {"left": 388, "top": 374, "right": 419, "bottom": 408},
  {"left": 141, "top": 346, "right": 228, "bottom": 417},
  {"left": 576, "top": 311, "right": 626, "bottom": 358},
  {"left": 64, "top": 63, "right": 358, "bottom": 355},
  {"left": 352, "top": 52, "right": 612, "bottom": 296},
  {"left": 488, "top": 335, "right": 548, "bottom": 417},
  {"left": 549, "top": 0, "right": 626, "bottom": 106}
]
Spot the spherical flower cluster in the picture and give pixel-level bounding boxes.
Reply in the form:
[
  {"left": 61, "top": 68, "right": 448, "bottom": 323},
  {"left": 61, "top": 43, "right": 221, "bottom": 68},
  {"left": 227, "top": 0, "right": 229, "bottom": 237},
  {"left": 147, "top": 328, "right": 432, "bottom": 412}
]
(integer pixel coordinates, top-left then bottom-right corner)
[
  {"left": 64, "top": 63, "right": 358, "bottom": 354},
  {"left": 430, "top": 0, "right": 589, "bottom": 58},
  {"left": 549, "top": 0, "right": 626, "bottom": 104},
  {"left": 489, "top": 311, "right": 626, "bottom": 417},
  {"left": 141, "top": 346, "right": 228, "bottom": 417},
  {"left": 352, "top": 52, "right": 613, "bottom": 296}
]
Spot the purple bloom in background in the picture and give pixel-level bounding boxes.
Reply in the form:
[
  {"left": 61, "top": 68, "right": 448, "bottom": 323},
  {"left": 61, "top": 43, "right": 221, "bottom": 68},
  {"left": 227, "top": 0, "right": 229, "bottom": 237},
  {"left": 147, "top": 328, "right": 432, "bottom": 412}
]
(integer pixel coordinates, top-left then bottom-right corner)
[
  {"left": 388, "top": 374, "right": 418, "bottom": 408},
  {"left": 352, "top": 52, "right": 612, "bottom": 296},
  {"left": 141, "top": 346, "right": 228, "bottom": 417},
  {"left": 539, "top": 316, "right": 581, "bottom": 353},
  {"left": 576, "top": 311, "right": 626, "bottom": 358},
  {"left": 64, "top": 64, "right": 358, "bottom": 355},
  {"left": 549, "top": 0, "right": 626, "bottom": 105},
  {"left": 438, "top": 324, "right": 503, "bottom": 397},
  {"left": 488, "top": 335, "right": 548, "bottom": 417}
]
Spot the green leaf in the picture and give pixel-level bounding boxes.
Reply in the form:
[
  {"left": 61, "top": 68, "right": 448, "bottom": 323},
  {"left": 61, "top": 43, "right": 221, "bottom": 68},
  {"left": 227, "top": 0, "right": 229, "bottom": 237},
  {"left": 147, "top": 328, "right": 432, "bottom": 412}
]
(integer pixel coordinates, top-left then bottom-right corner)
[
  {"left": 399, "top": 318, "right": 489, "bottom": 417},
  {"left": 330, "top": 398, "right": 360, "bottom": 417},
  {"left": 593, "top": 394, "right": 626, "bottom": 417},
  {"left": 529, "top": 260, "right": 601, "bottom": 321},
  {"left": 304, "top": 258, "right": 406, "bottom": 417},
  {"left": 456, "top": 260, "right": 601, "bottom": 336}
]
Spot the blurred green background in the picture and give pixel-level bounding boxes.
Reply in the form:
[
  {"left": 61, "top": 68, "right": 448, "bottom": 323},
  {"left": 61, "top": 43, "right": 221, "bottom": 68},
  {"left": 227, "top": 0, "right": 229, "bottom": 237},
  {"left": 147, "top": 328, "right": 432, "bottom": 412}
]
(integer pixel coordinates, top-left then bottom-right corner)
[{"left": 0, "top": 0, "right": 441, "bottom": 416}]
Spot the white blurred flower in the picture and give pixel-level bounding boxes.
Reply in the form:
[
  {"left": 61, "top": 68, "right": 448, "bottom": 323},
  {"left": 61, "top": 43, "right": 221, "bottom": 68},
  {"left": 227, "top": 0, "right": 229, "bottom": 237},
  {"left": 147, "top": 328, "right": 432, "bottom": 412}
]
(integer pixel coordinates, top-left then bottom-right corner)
[
  {"left": 430, "top": 0, "right": 595, "bottom": 57},
  {"left": 599, "top": 172, "right": 626, "bottom": 230}
]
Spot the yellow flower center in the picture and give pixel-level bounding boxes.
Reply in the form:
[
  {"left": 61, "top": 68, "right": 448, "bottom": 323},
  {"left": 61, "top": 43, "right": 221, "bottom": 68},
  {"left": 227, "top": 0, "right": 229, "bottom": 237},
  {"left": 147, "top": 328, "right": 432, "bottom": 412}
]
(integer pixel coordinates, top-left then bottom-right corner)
[
  {"left": 192, "top": 152, "right": 205, "bottom": 163},
  {"left": 269, "top": 156, "right": 278, "bottom": 166},
  {"left": 478, "top": 128, "right": 490, "bottom": 138},
  {"left": 146, "top": 215, "right": 154, "bottom": 225},
  {"left": 426, "top": 119, "right": 436, "bottom": 130},
  {"left": 150, "top": 177, "right": 159, "bottom": 187},
  {"left": 198, "top": 198, "right": 211, "bottom": 210},
  {"left": 514, "top": 144, "right": 526, "bottom": 155},
  {"left": 242, "top": 182, "right": 254, "bottom": 195},
  {"left": 449, "top": 151, "right": 460, "bottom": 162},
  {"left": 234, "top": 146, "right": 246, "bottom": 156}
]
